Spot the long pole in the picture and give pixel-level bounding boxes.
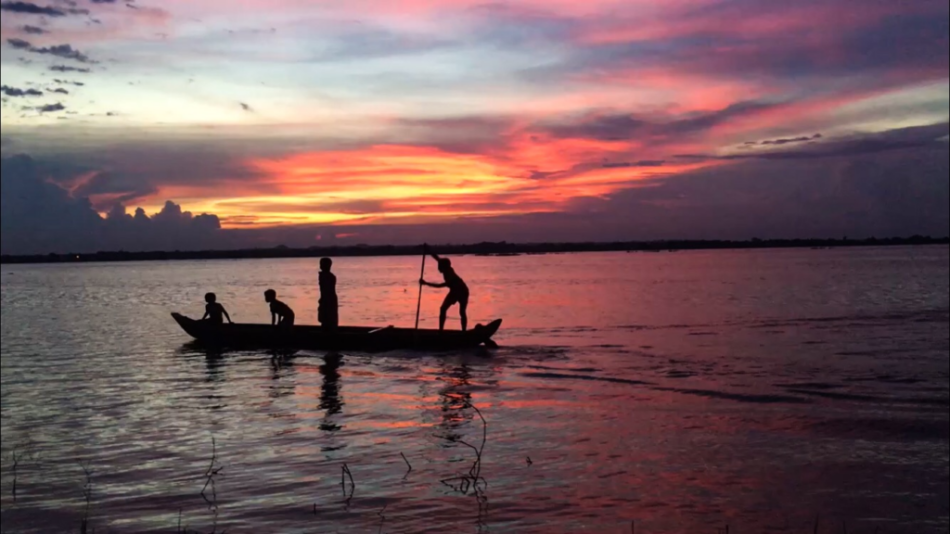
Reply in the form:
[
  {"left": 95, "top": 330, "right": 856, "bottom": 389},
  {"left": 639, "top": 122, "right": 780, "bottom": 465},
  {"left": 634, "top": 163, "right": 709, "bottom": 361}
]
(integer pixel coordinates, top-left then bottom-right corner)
[{"left": 414, "top": 247, "right": 427, "bottom": 330}]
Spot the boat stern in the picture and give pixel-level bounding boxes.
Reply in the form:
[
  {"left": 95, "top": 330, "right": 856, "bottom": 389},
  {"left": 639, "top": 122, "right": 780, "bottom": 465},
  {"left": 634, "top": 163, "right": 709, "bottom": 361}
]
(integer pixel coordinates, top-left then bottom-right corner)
[{"left": 473, "top": 319, "right": 503, "bottom": 347}]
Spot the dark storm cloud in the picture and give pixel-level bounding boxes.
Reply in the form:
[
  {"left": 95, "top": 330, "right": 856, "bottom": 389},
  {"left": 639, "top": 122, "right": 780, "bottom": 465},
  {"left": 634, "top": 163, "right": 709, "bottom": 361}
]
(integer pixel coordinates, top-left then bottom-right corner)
[
  {"left": 42, "top": 44, "right": 93, "bottom": 62},
  {"left": 1, "top": 155, "right": 225, "bottom": 255},
  {"left": 36, "top": 103, "right": 65, "bottom": 113},
  {"left": 38, "top": 44, "right": 94, "bottom": 63},
  {"left": 842, "top": 11, "right": 950, "bottom": 72},
  {"left": 7, "top": 38, "right": 33, "bottom": 50},
  {"left": 1, "top": 155, "right": 102, "bottom": 255},
  {"left": 661, "top": 102, "right": 778, "bottom": 136},
  {"left": 541, "top": 101, "right": 779, "bottom": 141},
  {"left": 1, "top": 1, "right": 65, "bottom": 16},
  {"left": 755, "top": 134, "right": 822, "bottom": 146},
  {"left": 24, "top": 140, "right": 274, "bottom": 211},
  {"left": 8, "top": 39, "right": 96, "bottom": 63},
  {"left": 392, "top": 115, "right": 514, "bottom": 154},
  {"left": 71, "top": 171, "right": 157, "bottom": 209},
  {"left": 525, "top": 0, "right": 949, "bottom": 93},
  {"left": 1, "top": 85, "right": 44, "bottom": 97},
  {"left": 50, "top": 65, "right": 91, "bottom": 73},
  {"left": 587, "top": 144, "right": 950, "bottom": 241},
  {"left": 679, "top": 123, "right": 949, "bottom": 161},
  {"left": 602, "top": 160, "right": 666, "bottom": 169}
]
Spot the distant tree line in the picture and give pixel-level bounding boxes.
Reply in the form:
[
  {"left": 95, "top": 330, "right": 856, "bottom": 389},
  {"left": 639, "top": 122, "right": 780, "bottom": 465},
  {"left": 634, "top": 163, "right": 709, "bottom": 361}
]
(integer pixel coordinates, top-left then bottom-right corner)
[{"left": 1, "top": 236, "right": 947, "bottom": 265}]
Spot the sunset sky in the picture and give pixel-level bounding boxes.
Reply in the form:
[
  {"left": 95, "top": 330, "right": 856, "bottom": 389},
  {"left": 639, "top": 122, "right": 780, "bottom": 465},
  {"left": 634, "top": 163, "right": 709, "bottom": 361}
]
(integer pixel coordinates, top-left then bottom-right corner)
[{"left": 1, "top": 0, "right": 948, "bottom": 254}]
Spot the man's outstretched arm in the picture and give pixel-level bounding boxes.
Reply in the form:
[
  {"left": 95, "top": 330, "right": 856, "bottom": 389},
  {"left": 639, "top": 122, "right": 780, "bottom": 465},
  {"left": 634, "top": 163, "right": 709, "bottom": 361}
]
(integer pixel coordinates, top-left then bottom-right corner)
[{"left": 425, "top": 243, "right": 442, "bottom": 263}]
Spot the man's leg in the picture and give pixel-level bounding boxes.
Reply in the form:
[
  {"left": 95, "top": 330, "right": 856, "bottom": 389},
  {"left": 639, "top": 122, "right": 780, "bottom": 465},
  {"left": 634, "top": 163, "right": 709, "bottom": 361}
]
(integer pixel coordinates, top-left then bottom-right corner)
[
  {"left": 439, "top": 303, "right": 449, "bottom": 331},
  {"left": 440, "top": 294, "right": 456, "bottom": 331},
  {"left": 459, "top": 294, "right": 469, "bottom": 332}
]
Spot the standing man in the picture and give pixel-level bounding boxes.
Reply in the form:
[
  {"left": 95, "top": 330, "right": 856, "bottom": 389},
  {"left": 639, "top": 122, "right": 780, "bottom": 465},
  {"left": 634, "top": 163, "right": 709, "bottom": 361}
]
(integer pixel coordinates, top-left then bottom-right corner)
[
  {"left": 420, "top": 246, "right": 470, "bottom": 331},
  {"left": 319, "top": 257, "right": 339, "bottom": 330}
]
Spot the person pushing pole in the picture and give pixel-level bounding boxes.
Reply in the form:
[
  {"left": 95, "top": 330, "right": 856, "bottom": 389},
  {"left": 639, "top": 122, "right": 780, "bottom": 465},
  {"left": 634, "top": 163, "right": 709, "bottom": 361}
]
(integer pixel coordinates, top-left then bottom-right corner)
[{"left": 420, "top": 244, "right": 470, "bottom": 331}]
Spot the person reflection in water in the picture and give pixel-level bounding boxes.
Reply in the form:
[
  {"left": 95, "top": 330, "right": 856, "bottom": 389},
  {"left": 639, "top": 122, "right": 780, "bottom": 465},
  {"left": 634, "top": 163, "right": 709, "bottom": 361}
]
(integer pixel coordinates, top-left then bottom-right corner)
[
  {"left": 319, "top": 353, "right": 344, "bottom": 433},
  {"left": 435, "top": 363, "right": 474, "bottom": 444},
  {"left": 268, "top": 349, "right": 298, "bottom": 400},
  {"left": 202, "top": 293, "right": 233, "bottom": 325},
  {"left": 319, "top": 258, "right": 339, "bottom": 330},
  {"left": 420, "top": 245, "right": 470, "bottom": 331},
  {"left": 265, "top": 289, "right": 295, "bottom": 327}
]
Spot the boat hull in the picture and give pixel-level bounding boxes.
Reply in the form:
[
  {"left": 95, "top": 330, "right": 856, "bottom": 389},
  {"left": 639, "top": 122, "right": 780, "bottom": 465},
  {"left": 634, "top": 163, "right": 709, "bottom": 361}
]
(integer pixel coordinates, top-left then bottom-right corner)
[{"left": 171, "top": 313, "right": 502, "bottom": 352}]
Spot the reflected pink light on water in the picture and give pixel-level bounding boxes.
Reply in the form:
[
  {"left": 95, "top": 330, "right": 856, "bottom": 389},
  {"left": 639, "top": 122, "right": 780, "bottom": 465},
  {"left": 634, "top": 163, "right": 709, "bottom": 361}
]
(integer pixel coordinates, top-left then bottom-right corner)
[{"left": 1, "top": 248, "right": 947, "bottom": 533}]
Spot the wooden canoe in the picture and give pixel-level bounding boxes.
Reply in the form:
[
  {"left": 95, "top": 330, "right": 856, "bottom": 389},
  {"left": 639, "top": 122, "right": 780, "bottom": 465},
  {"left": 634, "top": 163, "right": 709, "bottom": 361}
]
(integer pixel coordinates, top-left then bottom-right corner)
[{"left": 171, "top": 313, "right": 502, "bottom": 352}]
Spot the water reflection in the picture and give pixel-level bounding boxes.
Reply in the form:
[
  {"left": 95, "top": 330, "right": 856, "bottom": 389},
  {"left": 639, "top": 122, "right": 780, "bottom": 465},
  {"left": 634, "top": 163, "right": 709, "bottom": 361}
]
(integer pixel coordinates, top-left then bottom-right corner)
[
  {"left": 176, "top": 344, "right": 230, "bottom": 410},
  {"left": 268, "top": 349, "right": 299, "bottom": 400},
  {"left": 435, "top": 363, "right": 475, "bottom": 445},
  {"left": 319, "top": 353, "right": 344, "bottom": 433},
  {"left": 204, "top": 354, "right": 226, "bottom": 384},
  {"left": 3, "top": 250, "right": 948, "bottom": 534}
]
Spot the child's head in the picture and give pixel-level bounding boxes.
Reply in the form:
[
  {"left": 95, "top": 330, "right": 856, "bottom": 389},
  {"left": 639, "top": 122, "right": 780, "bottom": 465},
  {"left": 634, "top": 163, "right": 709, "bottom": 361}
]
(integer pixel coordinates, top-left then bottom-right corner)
[
  {"left": 264, "top": 289, "right": 277, "bottom": 302},
  {"left": 438, "top": 258, "right": 452, "bottom": 273},
  {"left": 205, "top": 292, "right": 217, "bottom": 304},
  {"left": 320, "top": 257, "right": 333, "bottom": 272}
]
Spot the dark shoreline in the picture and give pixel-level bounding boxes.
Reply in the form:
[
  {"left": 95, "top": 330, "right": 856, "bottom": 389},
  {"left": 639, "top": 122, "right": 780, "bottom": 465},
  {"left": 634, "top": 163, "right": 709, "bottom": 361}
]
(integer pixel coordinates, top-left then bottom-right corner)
[{"left": 2, "top": 236, "right": 947, "bottom": 265}]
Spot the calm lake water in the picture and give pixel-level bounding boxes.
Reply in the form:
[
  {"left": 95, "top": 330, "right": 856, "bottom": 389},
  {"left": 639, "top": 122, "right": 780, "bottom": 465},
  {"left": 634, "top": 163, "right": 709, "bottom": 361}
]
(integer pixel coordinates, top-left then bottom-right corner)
[{"left": 1, "top": 247, "right": 948, "bottom": 534}]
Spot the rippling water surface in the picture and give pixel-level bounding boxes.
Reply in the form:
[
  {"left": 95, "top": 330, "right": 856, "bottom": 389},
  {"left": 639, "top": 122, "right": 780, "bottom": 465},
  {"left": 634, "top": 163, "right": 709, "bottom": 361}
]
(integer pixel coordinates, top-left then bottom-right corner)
[{"left": 2, "top": 247, "right": 949, "bottom": 533}]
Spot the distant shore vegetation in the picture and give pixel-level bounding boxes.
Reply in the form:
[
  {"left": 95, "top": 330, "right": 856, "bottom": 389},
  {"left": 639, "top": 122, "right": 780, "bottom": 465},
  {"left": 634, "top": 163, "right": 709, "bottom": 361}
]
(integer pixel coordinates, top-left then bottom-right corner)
[{"left": 2, "top": 236, "right": 947, "bottom": 265}]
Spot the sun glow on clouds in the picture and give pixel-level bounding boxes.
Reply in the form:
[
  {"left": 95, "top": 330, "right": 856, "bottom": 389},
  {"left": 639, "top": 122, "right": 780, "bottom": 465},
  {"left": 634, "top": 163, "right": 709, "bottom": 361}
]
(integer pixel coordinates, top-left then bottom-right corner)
[
  {"left": 172, "top": 142, "right": 711, "bottom": 227},
  {"left": 1, "top": 0, "right": 947, "bottom": 236}
]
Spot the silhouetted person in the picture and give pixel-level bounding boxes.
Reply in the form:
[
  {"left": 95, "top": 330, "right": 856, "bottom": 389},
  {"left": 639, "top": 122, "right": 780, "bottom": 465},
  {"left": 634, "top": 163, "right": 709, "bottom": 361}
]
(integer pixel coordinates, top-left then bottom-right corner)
[
  {"left": 319, "top": 257, "right": 339, "bottom": 329},
  {"left": 265, "top": 289, "right": 295, "bottom": 327},
  {"left": 421, "top": 245, "right": 469, "bottom": 331},
  {"left": 202, "top": 293, "right": 232, "bottom": 325}
]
